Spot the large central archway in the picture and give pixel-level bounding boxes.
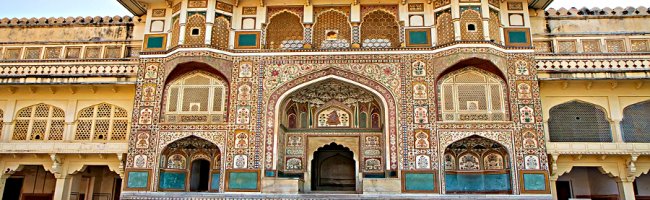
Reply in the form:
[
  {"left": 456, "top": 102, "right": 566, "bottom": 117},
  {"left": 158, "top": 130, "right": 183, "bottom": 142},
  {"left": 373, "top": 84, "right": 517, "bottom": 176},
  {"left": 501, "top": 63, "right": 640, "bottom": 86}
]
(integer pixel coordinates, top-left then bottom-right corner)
[{"left": 159, "top": 136, "right": 222, "bottom": 192}]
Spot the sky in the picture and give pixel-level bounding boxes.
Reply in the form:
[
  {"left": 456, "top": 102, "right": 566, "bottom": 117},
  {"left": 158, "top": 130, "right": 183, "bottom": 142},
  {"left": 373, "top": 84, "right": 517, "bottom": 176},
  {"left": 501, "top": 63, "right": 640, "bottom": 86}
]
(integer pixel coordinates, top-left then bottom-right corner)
[{"left": 0, "top": 0, "right": 649, "bottom": 18}]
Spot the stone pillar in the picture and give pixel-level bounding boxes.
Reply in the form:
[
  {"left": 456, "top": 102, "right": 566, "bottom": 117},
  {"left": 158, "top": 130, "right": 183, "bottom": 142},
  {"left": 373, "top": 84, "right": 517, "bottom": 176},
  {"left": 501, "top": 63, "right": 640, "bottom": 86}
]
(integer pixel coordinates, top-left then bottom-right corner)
[
  {"left": 617, "top": 179, "right": 636, "bottom": 200},
  {"left": 612, "top": 120, "right": 624, "bottom": 143},
  {"left": 549, "top": 177, "right": 558, "bottom": 200},
  {"left": 53, "top": 175, "right": 72, "bottom": 200}
]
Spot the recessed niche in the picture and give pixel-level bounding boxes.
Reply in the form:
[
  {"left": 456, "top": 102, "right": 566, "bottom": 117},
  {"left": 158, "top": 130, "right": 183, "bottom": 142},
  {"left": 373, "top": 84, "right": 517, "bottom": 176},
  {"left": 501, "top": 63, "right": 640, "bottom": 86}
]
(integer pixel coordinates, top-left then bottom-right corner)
[{"left": 467, "top": 23, "right": 477, "bottom": 32}]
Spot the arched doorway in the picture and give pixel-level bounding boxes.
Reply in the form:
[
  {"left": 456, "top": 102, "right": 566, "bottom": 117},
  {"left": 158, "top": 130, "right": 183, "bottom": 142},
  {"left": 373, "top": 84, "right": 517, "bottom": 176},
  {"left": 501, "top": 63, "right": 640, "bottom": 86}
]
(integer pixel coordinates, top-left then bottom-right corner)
[
  {"left": 311, "top": 142, "right": 356, "bottom": 191},
  {"left": 159, "top": 136, "right": 222, "bottom": 192},
  {"left": 190, "top": 159, "right": 210, "bottom": 192},
  {"left": 443, "top": 135, "right": 511, "bottom": 194}
]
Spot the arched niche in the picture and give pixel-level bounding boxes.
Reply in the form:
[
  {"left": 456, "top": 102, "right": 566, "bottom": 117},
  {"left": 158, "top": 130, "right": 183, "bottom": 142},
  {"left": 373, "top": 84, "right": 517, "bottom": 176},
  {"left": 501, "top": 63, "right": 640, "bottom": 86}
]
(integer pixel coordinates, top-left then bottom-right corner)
[
  {"left": 158, "top": 136, "right": 222, "bottom": 192},
  {"left": 548, "top": 100, "right": 612, "bottom": 142}
]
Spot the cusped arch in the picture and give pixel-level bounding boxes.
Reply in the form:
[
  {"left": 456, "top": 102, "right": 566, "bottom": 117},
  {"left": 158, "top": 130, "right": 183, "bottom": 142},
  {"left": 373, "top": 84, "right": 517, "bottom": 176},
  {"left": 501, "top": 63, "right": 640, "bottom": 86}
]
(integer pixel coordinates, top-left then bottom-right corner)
[
  {"left": 74, "top": 102, "right": 130, "bottom": 141},
  {"left": 548, "top": 100, "right": 612, "bottom": 142},
  {"left": 441, "top": 134, "right": 513, "bottom": 157},
  {"left": 265, "top": 11, "right": 304, "bottom": 49},
  {"left": 621, "top": 100, "right": 650, "bottom": 142},
  {"left": 163, "top": 59, "right": 233, "bottom": 83},
  {"left": 13, "top": 103, "right": 66, "bottom": 140},
  {"left": 436, "top": 57, "right": 507, "bottom": 82},
  {"left": 265, "top": 68, "right": 398, "bottom": 170}
]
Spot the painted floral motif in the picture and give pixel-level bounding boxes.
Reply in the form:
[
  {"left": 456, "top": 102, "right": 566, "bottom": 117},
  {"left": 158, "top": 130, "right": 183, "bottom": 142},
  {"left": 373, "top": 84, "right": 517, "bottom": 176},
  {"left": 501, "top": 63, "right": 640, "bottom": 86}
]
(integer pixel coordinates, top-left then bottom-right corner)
[
  {"left": 413, "top": 82, "right": 427, "bottom": 99},
  {"left": 145, "top": 63, "right": 158, "bottom": 79},
  {"left": 416, "top": 155, "right": 431, "bottom": 169},
  {"left": 167, "top": 154, "right": 187, "bottom": 169},
  {"left": 525, "top": 155, "right": 540, "bottom": 170},
  {"left": 515, "top": 60, "right": 529, "bottom": 75},
  {"left": 236, "top": 106, "right": 251, "bottom": 124},
  {"left": 365, "top": 136, "right": 380, "bottom": 147},
  {"left": 517, "top": 82, "right": 532, "bottom": 99},
  {"left": 286, "top": 158, "right": 302, "bottom": 170},
  {"left": 288, "top": 136, "right": 302, "bottom": 147},
  {"left": 411, "top": 60, "right": 426, "bottom": 76},
  {"left": 239, "top": 62, "right": 253, "bottom": 77},
  {"left": 138, "top": 108, "right": 153, "bottom": 124},
  {"left": 142, "top": 84, "right": 156, "bottom": 101},
  {"left": 414, "top": 106, "right": 428, "bottom": 124},
  {"left": 234, "top": 154, "right": 248, "bottom": 169},
  {"left": 134, "top": 154, "right": 147, "bottom": 168},
  {"left": 136, "top": 132, "right": 149, "bottom": 149},
  {"left": 415, "top": 130, "right": 430, "bottom": 149},
  {"left": 484, "top": 153, "right": 504, "bottom": 170},
  {"left": 238, "top": 84, "right": 252, "bottom": 101},
  {"left": 444, "top": 154, "right": 455, "bottom": 170},
  {"left": 458, "top": 154, "right": 480, "bottom": 170},
  {"left": 519, "top": 105, "right": 534, "bottom": 123},
  {"left": 365, "top": 158, "right": 381, "bottom": 171},
  {"left": 234, "top": 131, "right": 249, "bottom": 149}
]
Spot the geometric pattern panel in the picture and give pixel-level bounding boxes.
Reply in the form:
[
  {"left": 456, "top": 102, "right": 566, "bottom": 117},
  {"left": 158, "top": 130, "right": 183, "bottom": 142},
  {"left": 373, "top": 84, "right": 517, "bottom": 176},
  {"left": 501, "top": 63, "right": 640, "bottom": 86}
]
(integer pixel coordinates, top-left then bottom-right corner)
[{"left": 548, "top": 101, "right": 612, "bottom": 142}]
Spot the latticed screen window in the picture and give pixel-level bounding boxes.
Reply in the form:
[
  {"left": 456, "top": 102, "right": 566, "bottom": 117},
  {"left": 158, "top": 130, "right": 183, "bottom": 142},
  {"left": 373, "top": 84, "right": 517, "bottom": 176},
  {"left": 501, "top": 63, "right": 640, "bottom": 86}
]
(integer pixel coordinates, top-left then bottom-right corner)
[
  {"left": 74, "top": 103, "right": 129, "bottom": 141},
  {"left": 166, "top": 72, "right": 227, "bottom": 114},
  {"left": 440, "top": 68, "right": 506, "bottom": 121},
  {"left": 621, "top": 101, "right": 650, "bottom": 142},
  {"left": 12, "top": 104, "right": 65, "bottom": 141},
  {"left": 548, "top": 101, "right": 612, "bottom": 142}
]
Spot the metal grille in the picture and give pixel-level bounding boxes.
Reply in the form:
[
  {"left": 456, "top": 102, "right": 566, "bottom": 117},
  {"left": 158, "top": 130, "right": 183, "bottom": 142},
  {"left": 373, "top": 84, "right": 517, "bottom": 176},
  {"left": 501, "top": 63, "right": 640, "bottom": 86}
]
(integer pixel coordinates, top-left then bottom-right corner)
[
  {"left": 12, "top": 103, "right": 65, "bottom": 141},
  {"left": 74, "top": 103, "right": 130, "bottom": 141},
  {"left": 548, "top": 101, "right": 612, "bottom": 142},
  {"left": 622, "top": 101, "right": 650, "bottom": 142}
]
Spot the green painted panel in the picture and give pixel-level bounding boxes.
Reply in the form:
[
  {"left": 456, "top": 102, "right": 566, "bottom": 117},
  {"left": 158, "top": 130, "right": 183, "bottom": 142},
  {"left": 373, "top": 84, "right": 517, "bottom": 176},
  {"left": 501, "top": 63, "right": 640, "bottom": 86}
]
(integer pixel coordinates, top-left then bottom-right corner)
[
  {"left": 127, "top": 171, "right": 149, "bottom": 188},
  {"left": 508, "top": 31, "right": 528, "bottom": 43},
  {"left": 445, "top": 173, "right": 510, "bottom": 192},
  {"left": 523, "top": 173, "right": 547, "bottom": 191},
  {"left": 159, "top": 171, "right": 186, "bottom": 190},
  {"left": 211, "top": 173, "right": 221, "bottom": 191},
  {"left": 359, "top": 113, "right": 367, "bottom": 128},
  {"left": 409, "top": 31, "right": 429, "bottom": 45},
  {"left": 228, "top": 172, "right": 258, "bottom": 190},
  {"left": 404, "top": 173, "right": 435, "bottom": 191},
  {"left": 146, "top": 36, "right": 165, "bottom": 49},
  {"left": 238, "top": 34, "right": 258, "bottom": 47}
]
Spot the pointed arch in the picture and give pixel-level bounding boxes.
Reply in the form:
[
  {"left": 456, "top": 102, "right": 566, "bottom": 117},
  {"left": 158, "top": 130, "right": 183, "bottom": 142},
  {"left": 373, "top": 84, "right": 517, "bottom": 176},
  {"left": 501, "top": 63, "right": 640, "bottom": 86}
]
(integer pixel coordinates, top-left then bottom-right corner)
[
  {"left": 13, "top": 103, "right": 65, "bottom": 141},
  {"left": 74, "top": 103, "right": 129, "bottom": 141},
  {"left": 313, "top": 9, "right": 352, "bottom": 49},
  {"left": 621, "top": 100, "right": 650, "bottom": 142},
  {"left": 265, "top": 11, "right": 304, "bottom": 49},
  {"left": 548, "top": 100, "right": 612, "bottom": 142},
  {"left": 360, "top": 10, "right": 400, "bottom": 48}
]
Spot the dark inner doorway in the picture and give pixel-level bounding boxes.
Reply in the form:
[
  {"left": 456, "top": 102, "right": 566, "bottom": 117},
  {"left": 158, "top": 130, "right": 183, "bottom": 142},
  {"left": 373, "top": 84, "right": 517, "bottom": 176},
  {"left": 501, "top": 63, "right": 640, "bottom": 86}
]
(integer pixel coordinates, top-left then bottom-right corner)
[
  {"left": 311, "top": 142, "right": 355, "bottom": 191},
  {"left": 2, "top": 177, "right": 23, "bottom": 200},
  {"left": 556, "top": 181, "right": 572, "bottom": 200},
  {"left": 190, "top": 159, "right": 210, "bottom": 192}
]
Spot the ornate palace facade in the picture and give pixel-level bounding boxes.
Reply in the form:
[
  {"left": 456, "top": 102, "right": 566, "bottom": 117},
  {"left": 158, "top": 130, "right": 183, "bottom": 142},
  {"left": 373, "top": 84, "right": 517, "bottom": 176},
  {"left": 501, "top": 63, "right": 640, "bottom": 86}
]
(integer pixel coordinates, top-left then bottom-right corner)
[{"left": 0, "top": 0, "right": 649, "bottom": 199}]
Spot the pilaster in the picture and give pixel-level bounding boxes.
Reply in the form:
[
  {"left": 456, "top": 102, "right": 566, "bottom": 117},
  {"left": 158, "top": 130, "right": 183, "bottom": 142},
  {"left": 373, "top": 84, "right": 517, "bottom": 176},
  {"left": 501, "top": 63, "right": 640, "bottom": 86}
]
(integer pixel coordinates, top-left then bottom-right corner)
[{"left": 617, "top": 179, "right": 636, "bottom": 200}]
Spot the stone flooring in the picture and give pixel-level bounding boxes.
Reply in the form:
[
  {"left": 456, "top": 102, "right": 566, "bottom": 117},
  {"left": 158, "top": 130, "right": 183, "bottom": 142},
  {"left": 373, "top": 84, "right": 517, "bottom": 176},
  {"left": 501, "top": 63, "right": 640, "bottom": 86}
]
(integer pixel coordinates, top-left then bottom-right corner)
[{"left": 121, "top": 192, "right": 553, "bottom": 200}]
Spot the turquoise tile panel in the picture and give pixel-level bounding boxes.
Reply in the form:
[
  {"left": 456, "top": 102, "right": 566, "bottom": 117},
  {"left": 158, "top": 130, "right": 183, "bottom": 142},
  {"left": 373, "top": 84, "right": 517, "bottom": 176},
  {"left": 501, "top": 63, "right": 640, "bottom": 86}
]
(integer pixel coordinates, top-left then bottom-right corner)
[
  {"left": 228, "top": 172, "right": 258, "bottom": 190},
  {"left": 404, "top": 173, "right": 435, "bottom": 191},
  {"left": 408, "top": 31, "right": 429, "bottom": 45},
  {"left": 523, "top": 173, "right": 547, "bottom": 191},
  {"left": 159, "top": 171, "right": 186, "bottom": 190},
  {"left": 126, "top": 171, "right": 149, "bottom": 188},
  {"left": 146, "top": 36, "right": 165, "bottom": 49},
  {"left": 445, "top": 173, "right": 510, "bottom": 192},
  {"left": 211, "top": 173, "right": 221, "bottom": 191},
  {"left": 508, "top": 31, "right": 528, "bottom": 43},
  {"left": 238, "top": 34, "right": 258, "bottom": 47}
]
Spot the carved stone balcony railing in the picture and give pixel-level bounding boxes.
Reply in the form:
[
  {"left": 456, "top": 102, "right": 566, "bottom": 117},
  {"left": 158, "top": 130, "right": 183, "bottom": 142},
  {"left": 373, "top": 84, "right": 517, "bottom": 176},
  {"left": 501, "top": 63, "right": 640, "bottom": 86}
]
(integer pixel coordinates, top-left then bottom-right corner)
[{"left": 0, "top": 142, "right": 128, "bottom": 154}]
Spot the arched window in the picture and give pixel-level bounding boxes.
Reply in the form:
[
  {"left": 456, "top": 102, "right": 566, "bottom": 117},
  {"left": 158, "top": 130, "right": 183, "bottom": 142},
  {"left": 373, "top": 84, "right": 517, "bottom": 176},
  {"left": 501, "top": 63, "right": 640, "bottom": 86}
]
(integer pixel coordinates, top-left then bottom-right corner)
[
  {"left": 211, "top": 15, "right": 230, "bottom": 49},
  {"left": 460, "top": 9, "right": 484, "bottom": 41},
  {"left": 436, "top": 10, "right": 454, "bottom": 45},
  {"left": 621, "top": 100, "right": 650, "bottom": 142},
  {"left": 313, "top": 9, "right": 351, "bottom": 49},
  {"left": 74, "top": 103, "right": 129, "bottom": 141},
  {"left": 165, "top": 71, "right": 228, "bottom": 123},
  {"left": 170, "top": 18, "right": 181, "bottom": 46},
  {"left": 548, "top": 101, "right": 612, "bottom": 142},
  {"left": 13, "top": 103, "right": 65, "bottom": 140},
  {"left": 361, "top": 10, "right": 400, "bottom": 48},
  {"left": 488, "top": 10, "right": 501, "bottom": 44},
  {"left": 266, "top": 11, "right": 303, "bottom": 49},
  {"left": 184, "top": 13, "right": 207, "bottom": 45},
  {"left": 439, "top": 67, "right": 506, "bottom": 121}
]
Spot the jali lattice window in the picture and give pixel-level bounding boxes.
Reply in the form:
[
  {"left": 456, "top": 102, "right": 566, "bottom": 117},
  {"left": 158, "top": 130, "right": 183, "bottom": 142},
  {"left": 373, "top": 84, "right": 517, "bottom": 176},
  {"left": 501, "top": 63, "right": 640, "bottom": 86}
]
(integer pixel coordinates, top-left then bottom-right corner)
[
  {"left": 211, "top": 15, "right": 231, "bottom": 49},
  {"left": 548, "top": 101, "right": 612, "bottom": 142},
  {"left": 265, "top": 12, "right": 304, "bottom": 49},
  {"left": 439, "top": 67, "right": 506, "bottom": 121},
  {"left": 621, "top": 100, "right": 650, "bottom": 142},
  {"left": 360, "top": 10, "right": 400, "bottom": 48},
  {"left": 166, "top": 72, "right": 227, "bottom": 115},
  {"left": 75, "top": 103, "right": 129, "bottom": 141},
  {"left": 13, "top": 103, "right": 65, "bottom": 140}
]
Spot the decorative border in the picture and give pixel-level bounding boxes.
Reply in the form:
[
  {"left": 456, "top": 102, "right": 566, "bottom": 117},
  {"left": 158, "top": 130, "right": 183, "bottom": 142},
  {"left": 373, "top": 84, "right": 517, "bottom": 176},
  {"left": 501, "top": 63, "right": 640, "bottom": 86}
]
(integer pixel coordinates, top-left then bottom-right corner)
[
  {"left": 123, "top": 169, "right": 152, "bottom": 191},
  {"left": 143, "top": 34, "right": 168, "bottom": 51},
  {"left": 405, "top": 28, "right": 431, "bottom": 47},
  {"left": 401, "top": 170, "right": 439, "bottom": 193},
  {"left": 518, "top": 170, "right": 550, "bottom": 194},
  {"left": 224, "top": 169, "right": 261, "bottom": 192},
  {"left": 234, "top": 31, "right": 261, "bottom": 49}
]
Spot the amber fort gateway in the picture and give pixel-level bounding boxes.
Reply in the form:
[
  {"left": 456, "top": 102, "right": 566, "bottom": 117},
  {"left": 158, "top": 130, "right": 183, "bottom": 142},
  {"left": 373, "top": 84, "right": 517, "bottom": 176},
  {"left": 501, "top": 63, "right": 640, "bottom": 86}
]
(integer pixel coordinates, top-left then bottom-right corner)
[{"left": 0, "top": 0, "right": 649, "bottom": 199}]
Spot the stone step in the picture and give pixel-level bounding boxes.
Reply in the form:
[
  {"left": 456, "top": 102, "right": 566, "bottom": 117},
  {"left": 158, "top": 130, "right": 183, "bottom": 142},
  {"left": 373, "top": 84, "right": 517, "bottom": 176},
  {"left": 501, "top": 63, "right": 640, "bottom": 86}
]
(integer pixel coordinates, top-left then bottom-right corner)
[{"left": 121, "top": 192, "right": 552, "bottom": 200}]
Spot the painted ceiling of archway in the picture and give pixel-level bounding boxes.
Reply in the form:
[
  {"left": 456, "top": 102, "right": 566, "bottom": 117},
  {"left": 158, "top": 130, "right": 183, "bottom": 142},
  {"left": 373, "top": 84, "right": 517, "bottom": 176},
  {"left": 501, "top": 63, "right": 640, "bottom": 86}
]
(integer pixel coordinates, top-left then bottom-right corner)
[{"left": 285, "top": 79, "right": 378, "bottom": 105}]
